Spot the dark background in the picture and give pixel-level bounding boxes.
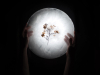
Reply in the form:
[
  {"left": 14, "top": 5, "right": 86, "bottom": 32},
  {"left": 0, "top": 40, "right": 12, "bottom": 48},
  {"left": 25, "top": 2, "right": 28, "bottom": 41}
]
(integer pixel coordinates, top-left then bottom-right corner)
[{"left": 4, "top": 0, "right": 98, "bottom": 75}]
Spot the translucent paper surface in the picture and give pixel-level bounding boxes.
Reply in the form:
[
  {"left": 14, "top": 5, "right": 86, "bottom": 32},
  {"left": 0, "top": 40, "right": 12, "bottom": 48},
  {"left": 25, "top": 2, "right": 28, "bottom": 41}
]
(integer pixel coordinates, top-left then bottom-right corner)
[{"left": 27, "top": 8, "right": 74, "bottom": 59}]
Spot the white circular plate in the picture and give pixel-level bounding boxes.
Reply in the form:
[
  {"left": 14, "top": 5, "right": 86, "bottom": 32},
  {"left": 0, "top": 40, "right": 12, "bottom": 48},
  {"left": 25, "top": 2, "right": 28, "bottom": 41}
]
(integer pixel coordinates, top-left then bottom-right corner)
[{"left": 27, "top": 8, "right": 74, "bottom": 59}]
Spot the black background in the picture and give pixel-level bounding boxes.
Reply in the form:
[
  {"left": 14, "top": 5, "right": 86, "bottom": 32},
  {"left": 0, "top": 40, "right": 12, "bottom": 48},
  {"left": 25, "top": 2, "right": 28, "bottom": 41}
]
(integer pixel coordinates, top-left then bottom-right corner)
[{"left": 4, "top": 0, "right": 98, "bottom": 75}]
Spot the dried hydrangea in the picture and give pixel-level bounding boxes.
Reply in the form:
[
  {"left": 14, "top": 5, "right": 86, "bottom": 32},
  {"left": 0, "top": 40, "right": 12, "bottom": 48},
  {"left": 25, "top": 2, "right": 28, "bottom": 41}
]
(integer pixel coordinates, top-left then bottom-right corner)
[
  {"left": 43, "top": 23, "right": 48, "bottom": 29},
  {"left": 41, "top": 23, "right": 59, "bottom": 45},
  {"left": 54, "top": 30, "right": 59, "bottom": 34}
]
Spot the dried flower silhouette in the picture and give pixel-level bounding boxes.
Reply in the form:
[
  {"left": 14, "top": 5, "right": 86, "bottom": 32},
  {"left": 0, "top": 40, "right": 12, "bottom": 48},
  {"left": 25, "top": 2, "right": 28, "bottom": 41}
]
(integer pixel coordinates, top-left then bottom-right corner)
[
  {"left": 41, "top": 33, "right": 45, "bottom": 37},
  {"left": 54, "top": 30, "right": 59, "bottom": 34},
  {"left": 41, "top": 23, "right": 59, "bottom": 45},
  {"left": 53, "top": 25, "right": 56, "bottom": 27},
  {"left": 42, "top": 31, "right": 45, "bottom": 34},
  {"left": 50, "top": 25, "right": 54, "bottom": 29},
  {"left": 43, "top": 23, "right": 48, "bottom": 29}
]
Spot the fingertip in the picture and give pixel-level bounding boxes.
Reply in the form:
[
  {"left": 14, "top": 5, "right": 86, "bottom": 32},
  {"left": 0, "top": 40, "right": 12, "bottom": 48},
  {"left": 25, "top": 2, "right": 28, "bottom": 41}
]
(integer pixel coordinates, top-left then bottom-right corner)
[
  {"left": 67, "top": 33, "right": 70, "bottom": 35},
  {"left": 28, "top": 34, "right": 33, "bottom": 37},
  {"left": 65, "top": 35, "right": 68, "bottom": 39},
  {"left": 67, "top": 33, "right": 70, "bottom": 37}
]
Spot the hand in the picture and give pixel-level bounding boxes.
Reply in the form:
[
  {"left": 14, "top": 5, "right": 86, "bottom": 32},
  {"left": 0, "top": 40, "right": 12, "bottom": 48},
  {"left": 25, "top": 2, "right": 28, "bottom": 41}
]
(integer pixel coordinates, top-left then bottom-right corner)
[
  {"left": 22, "top": 23, "right": 33, "bottom": 49},
  {"left": 64, "top": 31, "right": 75, "bottom": 59}
]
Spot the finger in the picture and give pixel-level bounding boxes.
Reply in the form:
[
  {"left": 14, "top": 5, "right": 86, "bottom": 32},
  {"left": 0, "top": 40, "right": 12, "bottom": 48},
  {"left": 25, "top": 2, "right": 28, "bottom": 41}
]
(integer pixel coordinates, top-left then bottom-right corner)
[
  {"left": 27, "top": 26, "right": 31, "bottom": 30},
  {"left": 67, "top": 33, "right": 74, "bottom": 44},
  {"left": 69, "top": 38, "right": 72, "bottom": 46},
  {"left": 65, "top": 35, "right": 70, "bottom": 43},
  {"left": 28, "top": 31, "right": 33, "bottom": 36},
  {"left": 28, "top": 31, "right": 33, "bottom": 33},
  {"left": 28, "top": 33, "right": 33, "bottom": 37},
  {"left": 64, "top": 36, "right": 70, "bottom": 46},
  {"left": 25, "top": 26, "right": 31, "bottom": 30},
  {"left": 22, "top": 23, "right": 28, "bottom": 37},
  {"left": 67, "top": 33, "right": 74, "bottom": 40},
  {"left": 24, "top": 23, "right": 28, "bottom": 29},
  {"left": 64, "top": 38, "right": 68, "bottom": 45},
  {"left": 65, "top": 35, "right": 69, "bottom": 40}
]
